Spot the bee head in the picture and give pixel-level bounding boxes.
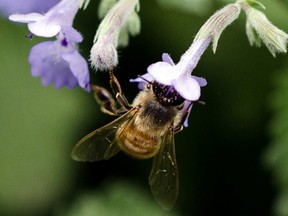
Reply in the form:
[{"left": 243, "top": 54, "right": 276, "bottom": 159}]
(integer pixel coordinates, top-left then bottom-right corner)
[{"left": 152, "top": 82, "right": 185, "bottom": 106}]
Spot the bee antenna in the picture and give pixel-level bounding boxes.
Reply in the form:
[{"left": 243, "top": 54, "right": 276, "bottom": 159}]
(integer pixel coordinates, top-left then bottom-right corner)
[{"left": 137, "top": 75, "right": 153, "bottom": 85}]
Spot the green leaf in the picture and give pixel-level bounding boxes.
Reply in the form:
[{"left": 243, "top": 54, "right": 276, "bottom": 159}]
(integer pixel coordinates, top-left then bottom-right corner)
[{"left": 246, "top": 0, "right": 266, "bottom": 10}]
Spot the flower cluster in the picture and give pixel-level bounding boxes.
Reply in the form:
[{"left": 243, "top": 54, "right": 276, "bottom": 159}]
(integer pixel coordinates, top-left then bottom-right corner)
[
  {"left": 1, "top": 0, "right": 287, "bottom": 125},
  {"left": 3, "top": 0, "right": 141, "bottom": 91},
  {"left": 8, "top": 0, "right": 90, "bottom": 90}
]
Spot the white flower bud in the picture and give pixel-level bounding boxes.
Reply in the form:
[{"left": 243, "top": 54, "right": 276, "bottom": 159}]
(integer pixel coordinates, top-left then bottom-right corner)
[
  {"left": 90, "top": 0, "right": 139, "bottom": 71},
  {"left": 90, "top": 35, "right": 118, "bottom": 71},
  {"left": 244, "top": 7, "right": 288, "bottom": 57},
  {"left": 194, "top": 3, "right": 241, "bottom": 53},
  {"left": 246, "top": 19, "right": 261, "bottom": 47}
]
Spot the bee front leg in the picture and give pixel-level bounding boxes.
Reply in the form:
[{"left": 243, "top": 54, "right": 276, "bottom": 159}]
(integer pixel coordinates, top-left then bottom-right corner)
[
  {"left": 173, "top": 101, "right": 194, "bottom": 134},
  {"left": 173, "top": 125, "right": 184, "bottom": 134},
  {"left": 109, "top": 70, "right": 132, "bottom": 111}
]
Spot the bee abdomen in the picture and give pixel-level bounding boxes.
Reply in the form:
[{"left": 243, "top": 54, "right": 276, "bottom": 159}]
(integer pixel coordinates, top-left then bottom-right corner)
[{"left": 117, "top": 127, "right": 160, "bottom": 159}]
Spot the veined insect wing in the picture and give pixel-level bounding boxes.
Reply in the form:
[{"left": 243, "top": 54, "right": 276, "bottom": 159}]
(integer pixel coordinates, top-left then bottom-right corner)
[
  {"left": 148, "top": 127, "right": 179, "bottom": 210},
  {"left": 71, "top": 109, "right": 137, "bottom": 162}
]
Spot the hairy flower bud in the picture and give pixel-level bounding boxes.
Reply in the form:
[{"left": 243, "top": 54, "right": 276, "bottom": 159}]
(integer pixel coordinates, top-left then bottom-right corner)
[
  {"left": 90, "top": 0, "right": 139, "bottom": 71},
  {"left": 90, "top": 36, "right": 118, "bottom": 71},
  {"left": 243, "top": 6, "right": 288, "bottom": 56},
  {"left": 194, "top": 3, "right": 241, "bottom": 53}
]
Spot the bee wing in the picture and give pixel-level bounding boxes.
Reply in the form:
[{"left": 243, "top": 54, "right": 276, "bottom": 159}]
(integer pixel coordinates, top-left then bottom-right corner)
[
  {"left": 71, "top": 108, "right": 137, "bottom": 162},
  {"left": 148, "top": 128, "right": 179, "bottom": 210}
]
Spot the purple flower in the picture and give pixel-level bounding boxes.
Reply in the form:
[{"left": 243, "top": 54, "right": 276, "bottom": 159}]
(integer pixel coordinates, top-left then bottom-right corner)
[
  {"left": 130, "top": 34, "right": 209, "bottom": 129},
  {"left": 148, "top": 41, "right": 209, "bottom": 101},
  {"left": 9, "top": 0, "right": 80, "bottom": 37},
  {"left": 7, "top": 0, "right": 90, "bottom": 90},
  {"left": 0, "top": 0, "right": 59, "bottom": 17},
  {"left": 131, "top": 52, "right": 207, "bottom": 127},
  {"left": 131, "top": 51, "right": 207, "bottom": 101},
  {"left": 29, "top": 29, "right": 90, "bottom": 91}
]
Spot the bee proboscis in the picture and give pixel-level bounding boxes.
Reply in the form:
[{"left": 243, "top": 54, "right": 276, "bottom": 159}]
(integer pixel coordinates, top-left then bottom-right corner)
[{"left": 72, "top": 71, "right": 194, "bottom": 210}]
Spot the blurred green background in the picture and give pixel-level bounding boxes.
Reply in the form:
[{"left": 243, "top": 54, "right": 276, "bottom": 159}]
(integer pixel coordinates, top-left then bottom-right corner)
[{"left": 0, "top": 0, "right": 288, "bottom": 215}]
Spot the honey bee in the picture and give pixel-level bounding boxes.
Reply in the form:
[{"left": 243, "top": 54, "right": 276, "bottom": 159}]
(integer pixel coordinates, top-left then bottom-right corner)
[{"left": 72, "top": 71, "right": 195, "bottom": 210}]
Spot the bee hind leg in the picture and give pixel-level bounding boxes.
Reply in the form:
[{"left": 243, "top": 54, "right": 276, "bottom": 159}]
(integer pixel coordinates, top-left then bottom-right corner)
[{"left": 91, "top": 70, "right": 132, "bottom": 115}]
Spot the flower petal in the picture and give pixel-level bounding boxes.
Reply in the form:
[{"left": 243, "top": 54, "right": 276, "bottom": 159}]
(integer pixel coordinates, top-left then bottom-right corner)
[
  {"left": 28, "top": 20, "right": 61, "bottom": 37},
  {"left": 173, "top": 75, "right": 201, "bottom": 101},
  {"left": 61, "top": 25, "right": 83, "bottom": 43},
  {"left": 29, "top": 41, "right": 79, "bottom": 89},
  {"left": 61, "top": 51, "right": 90, "bottom": 91},
  {"left": 161, "top": 53, "right": 175, "bottom": 65},
  {"left": 182, "top": 101, "right": 193, "bottom": 127},
  {"left": 9, "top": 13, "right": 44, "bottom": 23},
  {"left": 147, "top": 61, "right": 178, "bottom": 85},
  {"left": 192, "top": 76, "right": 207, "bottom": 87},
  {"left": 28, "top": 41, "right": 54, "bottom": 77}
]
